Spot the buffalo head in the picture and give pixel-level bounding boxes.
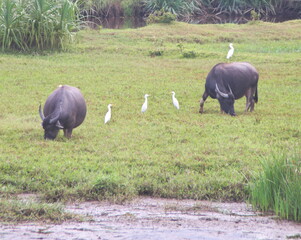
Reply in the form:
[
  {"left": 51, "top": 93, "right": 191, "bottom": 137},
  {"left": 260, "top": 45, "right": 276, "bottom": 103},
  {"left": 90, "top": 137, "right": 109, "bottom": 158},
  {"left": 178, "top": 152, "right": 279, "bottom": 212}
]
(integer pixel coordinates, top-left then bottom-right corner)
[
  {"left": 215, "top": 84, "right": 236, "bottom": 116},
  {"left": 39, "top": 104, "right": 63, "bottom": 140}
]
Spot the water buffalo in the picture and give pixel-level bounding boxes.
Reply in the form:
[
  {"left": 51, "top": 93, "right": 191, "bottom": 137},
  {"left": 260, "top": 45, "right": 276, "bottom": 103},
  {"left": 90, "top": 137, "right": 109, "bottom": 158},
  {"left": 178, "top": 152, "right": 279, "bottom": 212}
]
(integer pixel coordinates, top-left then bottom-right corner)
[
  {"left": 199, "top": 62, "right": 259, "bottom": 116},
  {"left": 39, "top": 85, "right": 87, "bottom": 140}
]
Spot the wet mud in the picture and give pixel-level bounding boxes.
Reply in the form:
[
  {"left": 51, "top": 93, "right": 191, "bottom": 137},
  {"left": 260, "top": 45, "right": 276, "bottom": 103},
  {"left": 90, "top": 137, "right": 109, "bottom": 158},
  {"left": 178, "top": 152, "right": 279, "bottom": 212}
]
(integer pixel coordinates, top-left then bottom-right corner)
[{"left": 1, "top": 197, "right": 301, "bottom": 240}]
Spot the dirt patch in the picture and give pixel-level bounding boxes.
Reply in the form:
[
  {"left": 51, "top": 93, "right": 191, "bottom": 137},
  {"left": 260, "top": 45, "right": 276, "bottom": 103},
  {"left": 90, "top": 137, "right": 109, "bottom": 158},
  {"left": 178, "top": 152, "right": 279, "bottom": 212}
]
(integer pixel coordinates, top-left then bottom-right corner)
[{"left": 1, "top": 197, "right": 301, "bottom": 240}]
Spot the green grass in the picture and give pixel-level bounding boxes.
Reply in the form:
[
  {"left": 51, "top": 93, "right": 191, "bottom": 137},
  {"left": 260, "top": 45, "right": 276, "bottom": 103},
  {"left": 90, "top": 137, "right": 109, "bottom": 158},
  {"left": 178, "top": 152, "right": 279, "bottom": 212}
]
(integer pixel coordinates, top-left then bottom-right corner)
[
  {"left": 0, "top": 197, "right": 80, "bottom": 223},
  {"left": 0, "top": 20, "right": 301, "bottom": 221},
  {"left": 249, "top": 153, "right": 301, "bottom": 222}
]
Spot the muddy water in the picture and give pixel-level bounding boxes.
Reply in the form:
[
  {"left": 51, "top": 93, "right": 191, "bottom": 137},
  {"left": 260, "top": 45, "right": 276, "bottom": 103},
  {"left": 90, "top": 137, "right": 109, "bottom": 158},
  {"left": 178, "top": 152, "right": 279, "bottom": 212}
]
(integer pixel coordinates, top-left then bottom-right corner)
[{"left": 1, "top": 197, "right": 301, "bottom": 240}]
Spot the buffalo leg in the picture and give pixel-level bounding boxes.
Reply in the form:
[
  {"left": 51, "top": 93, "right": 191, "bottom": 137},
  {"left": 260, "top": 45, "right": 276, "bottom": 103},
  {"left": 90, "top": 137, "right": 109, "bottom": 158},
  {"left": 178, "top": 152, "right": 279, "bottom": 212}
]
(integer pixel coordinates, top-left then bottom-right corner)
[
  {"left": 199, "top": 91, "right": 209, "bottom": 113},
  {"left": 63, "top": 129, "right": 73, "bottom": 138},
  {"left": 245, "top": 88, "right": 255, "bottom": 112}
]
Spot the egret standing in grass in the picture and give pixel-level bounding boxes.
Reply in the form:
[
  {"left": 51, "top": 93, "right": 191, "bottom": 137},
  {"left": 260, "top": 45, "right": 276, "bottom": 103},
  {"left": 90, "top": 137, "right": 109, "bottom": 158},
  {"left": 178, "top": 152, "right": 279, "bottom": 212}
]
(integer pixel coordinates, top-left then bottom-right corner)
[
  {"left": 141, "top": 94, "right": 150, "bottom": 113},
  {"left": 104, "top": 104, "right": 112, "bottom": 124},
  {"left": 227, "top": 43, "right": 234, "bottom": 60},
  {"left": 171, "top": 91, "right": 180, "bottom": 110}
]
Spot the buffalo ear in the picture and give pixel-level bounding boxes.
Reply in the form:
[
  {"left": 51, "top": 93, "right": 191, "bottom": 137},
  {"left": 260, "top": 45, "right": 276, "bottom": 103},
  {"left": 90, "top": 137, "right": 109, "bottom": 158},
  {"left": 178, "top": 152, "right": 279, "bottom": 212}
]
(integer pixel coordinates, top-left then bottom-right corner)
[{"left": 56, "top": 120, "right": 64, "bottom": 129}]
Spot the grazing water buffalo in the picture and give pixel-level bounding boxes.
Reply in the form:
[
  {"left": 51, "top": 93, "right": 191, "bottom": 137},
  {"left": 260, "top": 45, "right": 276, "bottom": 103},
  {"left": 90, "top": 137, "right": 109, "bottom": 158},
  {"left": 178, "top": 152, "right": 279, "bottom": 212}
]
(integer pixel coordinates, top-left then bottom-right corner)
[
  {"left": 39, "top": 85, "right": 87, "bottom": 140},
  {"left": 199, "top": 62, "right": 259, "bottom": 116}
]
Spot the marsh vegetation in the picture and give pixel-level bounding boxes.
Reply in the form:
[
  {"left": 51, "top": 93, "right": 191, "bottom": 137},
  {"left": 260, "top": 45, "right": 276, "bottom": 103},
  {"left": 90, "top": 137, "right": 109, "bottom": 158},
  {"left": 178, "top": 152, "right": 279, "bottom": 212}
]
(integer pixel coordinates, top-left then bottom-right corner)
[
  {"left": 79, "top": 0, "right": 301, "bottom": 20},
  {"left": 0, "top": 0, "right": 81, "bottom": 51}
]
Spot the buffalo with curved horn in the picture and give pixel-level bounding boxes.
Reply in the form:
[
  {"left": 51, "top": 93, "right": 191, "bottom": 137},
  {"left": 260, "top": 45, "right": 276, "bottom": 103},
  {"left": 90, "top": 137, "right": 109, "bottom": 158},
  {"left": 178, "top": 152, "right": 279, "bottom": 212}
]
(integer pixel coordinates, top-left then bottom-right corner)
[
  {"left": 199, "top": 62, "right": 259, "bottom": 116},
  {"left": 39, "top": 85, "right": 87, "bottom": 140}
]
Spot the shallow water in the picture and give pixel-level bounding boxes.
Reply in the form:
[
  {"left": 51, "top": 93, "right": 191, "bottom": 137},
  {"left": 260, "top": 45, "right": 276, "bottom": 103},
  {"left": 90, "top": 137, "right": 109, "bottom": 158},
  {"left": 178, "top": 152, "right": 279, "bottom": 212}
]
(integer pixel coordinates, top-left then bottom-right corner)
[{"left": 1, "top": 197, "right": 301, "bottom": 240}]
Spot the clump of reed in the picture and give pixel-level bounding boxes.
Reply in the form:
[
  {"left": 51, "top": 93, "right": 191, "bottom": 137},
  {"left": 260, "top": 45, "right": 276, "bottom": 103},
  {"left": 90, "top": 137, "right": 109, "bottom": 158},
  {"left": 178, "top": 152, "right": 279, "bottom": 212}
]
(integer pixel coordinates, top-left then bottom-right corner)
[
  {"left": 0, "top": 0, "right": 81, "bottom": 51},
  {"left": 80, "top": 0, "right": 301, "bottom": 20},
  {"left": 193, "top": 0, "right": 300, "bottom": 16},
  {"left": 78, "top": 0, "right": 143, "bottom": 18},
  {"left": 249, "top": 153, "right": 301, "bottom": 222}
]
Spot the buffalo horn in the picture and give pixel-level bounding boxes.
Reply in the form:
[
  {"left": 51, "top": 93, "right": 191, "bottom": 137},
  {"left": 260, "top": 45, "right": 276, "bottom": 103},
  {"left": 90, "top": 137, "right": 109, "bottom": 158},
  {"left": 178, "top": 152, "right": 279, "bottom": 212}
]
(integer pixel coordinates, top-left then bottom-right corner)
[
  {"left": 49, "top": 112, "right": 60, "bottom": 125},
  {"left": 39, "top": 104, "right": 45, "bottom": 120},
  {"left": 228, "top": 84, "right": 234, "bottom": 95},
  {"left": 56, "top": 120, "right": 64, "bottom": 129},
  {"left": 49, "top": 104, "right": 63, "bottom": 125},
  {"left": 215, "top": 84, "right": 229, "bottom": 98}
]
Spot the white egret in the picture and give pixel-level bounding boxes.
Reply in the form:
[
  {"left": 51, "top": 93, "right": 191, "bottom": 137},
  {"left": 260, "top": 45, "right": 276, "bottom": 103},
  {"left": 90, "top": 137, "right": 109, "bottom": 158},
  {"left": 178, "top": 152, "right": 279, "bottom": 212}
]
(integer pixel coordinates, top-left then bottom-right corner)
[
  {"left": 141, "top": 94, "right": 150, "bottom": 113},
  {"left": 226, "top": 43, "right": 234, "bottom": 60},
  {"left": 104, "top": 104, "right": 112, "bottom": 124},
  {"left": 171, "top": 91, "right": 180, "bottom": 110}
]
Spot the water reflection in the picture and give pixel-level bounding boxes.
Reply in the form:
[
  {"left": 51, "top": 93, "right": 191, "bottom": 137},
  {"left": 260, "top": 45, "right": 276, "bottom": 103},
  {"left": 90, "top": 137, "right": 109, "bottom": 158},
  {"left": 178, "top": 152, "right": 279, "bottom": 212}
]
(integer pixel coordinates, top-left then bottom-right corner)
[{"left": 87, "top": 17, "right": 146, "bottom": 29}]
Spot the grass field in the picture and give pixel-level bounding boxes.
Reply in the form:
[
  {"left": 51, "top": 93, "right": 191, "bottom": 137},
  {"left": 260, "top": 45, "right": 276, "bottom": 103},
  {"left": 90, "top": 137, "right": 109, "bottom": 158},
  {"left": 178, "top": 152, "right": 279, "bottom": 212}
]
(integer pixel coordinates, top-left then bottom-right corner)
[{"left": 0, "top": 20, "right": 301, "bottom": 221}]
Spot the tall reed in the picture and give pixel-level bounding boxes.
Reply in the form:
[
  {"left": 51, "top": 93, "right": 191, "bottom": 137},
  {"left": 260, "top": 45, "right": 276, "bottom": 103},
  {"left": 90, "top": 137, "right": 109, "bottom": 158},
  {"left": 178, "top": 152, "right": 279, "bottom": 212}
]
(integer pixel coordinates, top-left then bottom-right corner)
[
  {"left": 0, "top": 0, "right": 81, "bottom": 51},
  {"left": 249, "top": 153, "right": 301, "bottom": 222},
  {"left": 0, "top": 0, "right": 26, "bottom": 51}
]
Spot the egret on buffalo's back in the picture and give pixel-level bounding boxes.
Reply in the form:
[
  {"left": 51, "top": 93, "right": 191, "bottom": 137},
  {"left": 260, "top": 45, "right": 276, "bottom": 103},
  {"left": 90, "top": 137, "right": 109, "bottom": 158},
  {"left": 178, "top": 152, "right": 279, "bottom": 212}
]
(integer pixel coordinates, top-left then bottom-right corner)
[
  {"left": 227, "top": 43, "right": 234, "bottom": 60},
  {"left": 171, "top": 91, "right": 180, "bottom": 110},
  {"left": 141, "top": 94, "right": 150, "bottom": 113},
  {"left": 104, "top": 104, "right": 112, "bottom": 124}
]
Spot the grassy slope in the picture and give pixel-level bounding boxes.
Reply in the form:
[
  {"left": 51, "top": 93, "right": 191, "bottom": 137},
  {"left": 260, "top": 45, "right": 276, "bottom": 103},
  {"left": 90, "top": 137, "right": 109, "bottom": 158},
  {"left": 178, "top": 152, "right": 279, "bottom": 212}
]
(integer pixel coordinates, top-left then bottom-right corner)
[{"left": 0, "top": 21, "right": 300, "bottom": 208}]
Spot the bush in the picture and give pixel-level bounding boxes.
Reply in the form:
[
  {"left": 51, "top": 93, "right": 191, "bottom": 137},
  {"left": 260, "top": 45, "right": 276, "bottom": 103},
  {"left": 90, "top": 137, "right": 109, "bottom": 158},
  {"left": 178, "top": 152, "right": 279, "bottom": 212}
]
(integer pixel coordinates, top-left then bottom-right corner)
[
  {"left": 146, "top": 9, "right": 176, "bottom": 24},
  {"left": 144, "top": 0, "right": 195, "bottom": 16},
  {"left": 250, "top": 10, "right": 261, "bottom": 21},
  {"left": 249, "top": 153, "right": 301, "bottom": 222},
  {"left": 0, "top": 0, "right": 81, "bottom": 51}
]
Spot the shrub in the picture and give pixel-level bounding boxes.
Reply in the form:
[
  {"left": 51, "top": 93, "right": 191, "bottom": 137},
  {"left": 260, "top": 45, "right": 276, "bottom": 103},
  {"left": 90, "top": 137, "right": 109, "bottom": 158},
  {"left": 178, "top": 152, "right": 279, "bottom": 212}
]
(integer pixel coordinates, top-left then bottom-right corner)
[
  {"left": 249, "top": 153, "right": 301, "bottom": 222},
  {"left": 144, "top": 0, "right": 195, "bottom": 17},
  {"left": 146, "top": 9, "right": 176, "bottom": 24},
  {"left": 250, "top": 9, "right": 261, "bottom": 21},
  {"left": 0, "top": 0, "right": 81, "bottom": 51}
]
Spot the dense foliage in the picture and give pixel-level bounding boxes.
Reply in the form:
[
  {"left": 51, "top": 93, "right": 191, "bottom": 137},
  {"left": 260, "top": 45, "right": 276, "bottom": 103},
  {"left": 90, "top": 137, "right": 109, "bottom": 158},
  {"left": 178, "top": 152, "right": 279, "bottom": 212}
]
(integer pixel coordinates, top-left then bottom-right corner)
[
  {"left": 0, "top": 0, "right": 81, "bottom": 51},
  {"left": 146, "top": 9, "right": 176, "bottom": 24},
  {"left": 144, "top": 0, "right": 195, "bottom": 17},
  {"left": 77, "top": 0, "right": 301, "bottom": 18}
]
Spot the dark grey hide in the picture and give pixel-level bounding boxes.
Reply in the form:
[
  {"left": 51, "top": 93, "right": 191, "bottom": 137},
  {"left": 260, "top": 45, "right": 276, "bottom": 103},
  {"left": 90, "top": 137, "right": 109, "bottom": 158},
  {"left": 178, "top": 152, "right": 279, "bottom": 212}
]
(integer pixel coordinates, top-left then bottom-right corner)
[
  {"left": 39, "top": 85, "right": 87, "bottom": 140},
  {"left": 199, "top": 62, "right": 259, "bottom": 116}
]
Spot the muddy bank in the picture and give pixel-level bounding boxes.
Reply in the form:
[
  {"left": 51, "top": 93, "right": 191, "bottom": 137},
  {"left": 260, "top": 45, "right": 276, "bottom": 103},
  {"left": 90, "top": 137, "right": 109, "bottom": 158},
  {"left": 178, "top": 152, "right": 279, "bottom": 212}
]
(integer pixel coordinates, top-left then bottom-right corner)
[{"left": 1, "top": 197, "right": 301, "bottom": 240}]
